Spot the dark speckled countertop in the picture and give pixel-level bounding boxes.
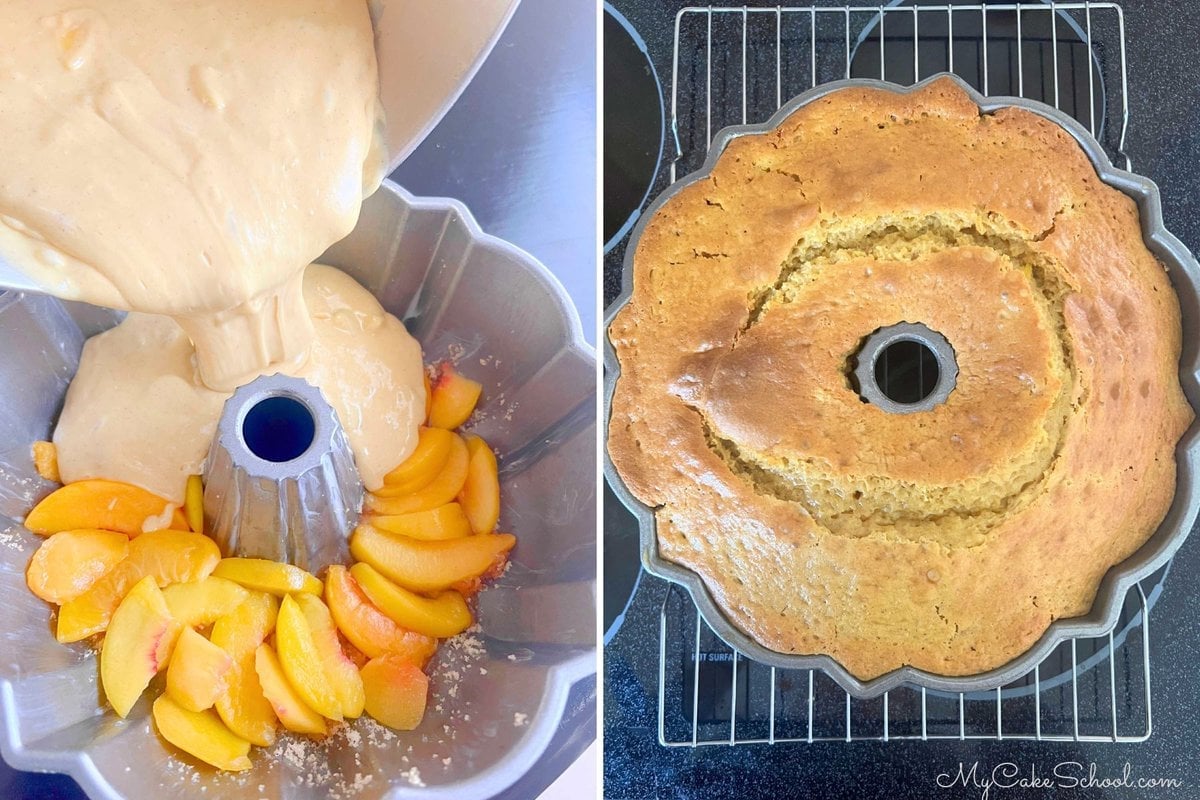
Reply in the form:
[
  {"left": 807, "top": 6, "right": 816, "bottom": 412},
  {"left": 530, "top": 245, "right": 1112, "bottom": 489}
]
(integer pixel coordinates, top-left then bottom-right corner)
[{"left": 603, "top": 1, "right": 1200, "bottom": 798}]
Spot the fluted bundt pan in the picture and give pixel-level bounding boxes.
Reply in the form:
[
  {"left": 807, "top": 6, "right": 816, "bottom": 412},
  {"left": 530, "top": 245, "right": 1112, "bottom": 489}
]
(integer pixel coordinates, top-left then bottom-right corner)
[{"left": 0, "top": 181, "right": 596, "bottom": 798}]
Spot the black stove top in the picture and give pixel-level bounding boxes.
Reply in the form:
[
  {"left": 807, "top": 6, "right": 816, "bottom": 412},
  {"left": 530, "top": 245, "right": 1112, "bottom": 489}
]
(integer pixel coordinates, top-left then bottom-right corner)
[
  {"left": 603, "top": 5, "right": 665, "bottom": 252},
  {"left": 603, "top": 2, "right": 1200, "bottom": 798}
]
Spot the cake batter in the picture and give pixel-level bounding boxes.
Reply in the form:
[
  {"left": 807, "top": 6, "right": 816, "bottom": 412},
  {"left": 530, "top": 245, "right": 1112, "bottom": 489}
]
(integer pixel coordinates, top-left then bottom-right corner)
[{"left": 0, "top": 0, "right": 425, "bottom": 502}]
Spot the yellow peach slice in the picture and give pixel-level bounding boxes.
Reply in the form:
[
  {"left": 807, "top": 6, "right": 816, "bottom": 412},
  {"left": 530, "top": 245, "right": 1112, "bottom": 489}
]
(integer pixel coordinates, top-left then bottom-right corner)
[
  {"left": 368, "top": 504, "right": 471, "bottom": 542},
  {"left": 167, "top": 627, "right": 234, "bottom": 712},
  {"left": 24, "top": 479, "right": 188, "bottom": 536},
  {"left": 276, "top": 595, "right": 343, "bottom": 721},
  {"left": 428, "top": 363, "right": 482, "bottom": 430},
  {"left": 211, "top": 592, "right": 279, "bottom": 747},
  {"left": 152, "top": 695, "right": 252, "bottom": 772},
  {"left": 325, "top": 565, "right": 438, "bottom": 664},
  {"left": 170, "top": 507, "right": 190, "bottom": 531},
  {"left": 254, "top": 643, "right": 327, "bottom": 736},
  {"left": 380, "top": 427, "right": 455, "bottom": 494},
  {"left": 351, "top": 525, "right": 516, "bottom": 594},
  {"left": 57, "top": 530, "right": 221, "bottom": 642},
  {"left": 458, "top": 436, "right": 500, "bottom": 534},
  {"left": 184, "top": 475, "right": 204, "bottom": 535},
  {"left": 350, "top": 563, "right": 471, "bottom": 638},
  {"left": 32, "top": 441, "right": 59, "bottom": 483},
  {"left": 100, "top": 575, "right": 182, "bottom": 718},
  {"left": 365, "top": 434, "right": 469, "bottom": 516},
  {"left": 291, "top": 593, "right": 364, "bottom": 719},
  {"left": 360, "top": 655, "right": 429, "bottom": 731},
  {"left": 162, "top": 577, "right": 250, "bottom": 629},
  {"left": 211, "top": 558, "right": 323, "bottom": 597},
  {"left": 26, "top": 529, "right": 128, "bottom": 604}
]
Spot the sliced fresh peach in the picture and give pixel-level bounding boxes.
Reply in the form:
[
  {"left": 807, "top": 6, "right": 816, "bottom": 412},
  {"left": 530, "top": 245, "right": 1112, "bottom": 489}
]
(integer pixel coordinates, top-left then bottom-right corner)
[
  {"left": 26, "top": 529, "right": 128, "bottom": 604},
  {"left": 276, "top": 595, "right": 343, "bottom": 721},
  {"left": 360, "top": 655, "right": 429, "bottom": 731},
  {"left": 211, "top": 592, "right": 279, "bottom": 747},
  {"left": 57, "top": 530, "right": 221, "bottom": 642},
  {"left": 184, "top": 475, "right": 204, "bottom": 535},
  {"left": 254, "top": 643, "right": 326, "bottom": 736},
  {"left": 325, "top": 565, "right": 438, "bottom": 664},
  {"left": 167, "top": 627, "right": 234, "bottom": 712},
  {"left": 169, "top": 507, "right": 190, "bottom": 531},
  {"left": 458, "top": 436, "right": 500, "bottom": 534},
  {"left": 428, "top": 363, "right": 482, "bottom": 430},
  {"left": 152, "top": 694, "right": 252, "bottom": 771},
  {"left": 365, "top": 434, "right": 469, "bottom": 516},
  {"left": 100, "top": 575, "right": 182, "bottom": 717},
  {"left": 24, "top": 479, "right": 188, "bottom": 536},
  {"left": 339, "top": 634, "right": 370, "bottom": 670},
  {"left": 380, "top": 427, "right": 455, "bottom": 495},
  {"left": 291, "top": 593, "right": 364, "bottom": 719},
  {"left": 449, "top": 552, "right": 510, "bottom": 598},
  {"left": 211, "top": 558, "right": 323, "bottom": 596},
  {"left": 163, "top": 577, "right": 250, "bottom": 629},
  {"left": 32, "top": 441, "right": 59, "bottom": 483},
  {"left": 368, "top": 504, "right": 471, "bottom": 542},
  {"left": 351, "top": 525, "right": 515, "bottom": 593},
  {"left": 350, "top": 563, "right": 471, "bottom": 638}
]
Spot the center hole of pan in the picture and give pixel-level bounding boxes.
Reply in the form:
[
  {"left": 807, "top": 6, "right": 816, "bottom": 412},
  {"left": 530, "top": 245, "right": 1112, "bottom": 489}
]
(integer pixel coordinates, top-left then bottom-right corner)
[
  {"left": 850, "top": 322, "right": 957, "bottom": 413},
  {"left": 242, "top": 395, "right": 315, "bottom": 463},
  {"left": 874, "top": 338, "right": 940, "bottom": 405}
]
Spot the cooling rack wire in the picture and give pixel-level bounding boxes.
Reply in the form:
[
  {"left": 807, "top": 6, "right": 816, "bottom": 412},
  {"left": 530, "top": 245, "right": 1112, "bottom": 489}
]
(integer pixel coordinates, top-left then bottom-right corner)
[{"left": 656, "top": 2, "right": 1155, "bottom": 747}]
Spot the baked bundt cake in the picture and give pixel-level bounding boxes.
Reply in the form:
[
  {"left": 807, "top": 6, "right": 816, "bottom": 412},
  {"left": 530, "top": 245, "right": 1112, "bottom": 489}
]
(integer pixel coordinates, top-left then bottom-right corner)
[{"left": 607, "top": 77, "right": 1192, "bottom": 679}]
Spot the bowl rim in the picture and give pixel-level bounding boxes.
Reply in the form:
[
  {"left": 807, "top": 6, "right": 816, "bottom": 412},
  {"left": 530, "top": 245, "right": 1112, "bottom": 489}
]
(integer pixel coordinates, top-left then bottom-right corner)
[
  {"left": 602, "top": 72, "right": 1200, "bottom": 699},
  {"left": 0, "top": 179, "right": 597, "bottom": 799}
]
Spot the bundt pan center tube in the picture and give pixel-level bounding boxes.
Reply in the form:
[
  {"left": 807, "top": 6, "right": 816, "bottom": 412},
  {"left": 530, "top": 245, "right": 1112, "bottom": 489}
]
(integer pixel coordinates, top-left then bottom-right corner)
[
  {"left": 603, "top": 73, "right": 1200, "bottom": 699},
  {"left": 205, "top": 373, "right": 363, "bottom": 575}
]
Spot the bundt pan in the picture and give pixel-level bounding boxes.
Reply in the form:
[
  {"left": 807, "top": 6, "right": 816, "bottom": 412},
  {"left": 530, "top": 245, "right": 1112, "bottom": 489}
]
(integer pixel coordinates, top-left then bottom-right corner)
[
  {"left": 603, "top": 73, "right": 1200, "bottom": 699},
  {"left": 0, "top": 181, "right": 596, "bottom": 798}
]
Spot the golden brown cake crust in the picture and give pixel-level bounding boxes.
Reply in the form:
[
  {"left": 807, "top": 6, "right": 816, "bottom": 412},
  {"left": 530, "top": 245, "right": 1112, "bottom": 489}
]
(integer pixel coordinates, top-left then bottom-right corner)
[{"left": 607, "top": 78, "right": 1192, "bottom": 679}]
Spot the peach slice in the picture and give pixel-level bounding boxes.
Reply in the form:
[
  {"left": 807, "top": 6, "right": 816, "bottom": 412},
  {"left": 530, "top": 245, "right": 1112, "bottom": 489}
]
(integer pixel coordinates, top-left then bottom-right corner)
[
  {"left": 427, "top": 363, "right": 482, "bottom": 430},
  {"left": 350, "top": 562, "right": 471, "bottom": 638},
  {"left": 24, "top": 479, "right": 188, "bottom": 536},
  {"left": 365, "top": 434, "right": 469, "bottom": 516},
  {"left": 211, "top": 558, "right": 323, "bottom": 597},
  {"left": 340, "top": 634, "right": 370, "bottom": 670},
  {"left": 57, "top": 530, "right": 221, "bottom": 642},
  {"left": 360, "top": 655, "right": 429, "bottom": 731},
  {"left": 458, "top": 436, "right": 500, "bottom": 534},
  {"left": 380, "top": 427, "right": 455, "bottom": 494},
  {"left": 292, "top": 593, "right": 365, "bottom": 719},
  {"left": 152, "top": 695, "right": 252, "bottom": 772},
  {"left": 211, "top": 591, "right": 279, "bottom": 747},
  {"left": 276, "top": 595, "right": 343, "bottom": 721},
  {"left": 167, "top": 627, "right": 234, "bottom": 712},
  {"left": 32, "top": 441, "right": 59, "bottom": 483},
  {"left": 100, "top": 575, "right": 182, "bottom": 717},
  {"left": 163, "top": 577, "right": 250, "bottom": 629},
  {"left": 254, "top": 643, "right": 327, "bottom": 736},
  {"left": 351, "top": 525, "right": 515, "bottom": 593},
  {"left": 184, "top": 475, "right": 204, "bottom": 535},
  {"left": 26, "top": 529, "right": 128, "bottom": 604},
  {"left": 325, "top": 565, "right": 438, "bottom": 664},
  {"left": 368, "top": 504, "right": 471, "bottom": 542}
]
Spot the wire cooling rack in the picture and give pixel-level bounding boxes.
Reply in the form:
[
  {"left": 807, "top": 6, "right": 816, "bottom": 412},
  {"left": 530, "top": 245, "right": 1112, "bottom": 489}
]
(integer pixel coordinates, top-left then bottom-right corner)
[{"left": 657, "top": 1, "right": 1157, "bottom": 747}]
